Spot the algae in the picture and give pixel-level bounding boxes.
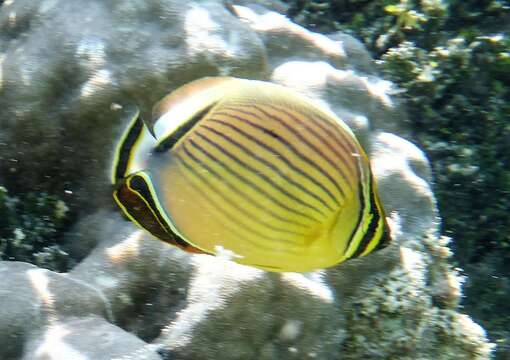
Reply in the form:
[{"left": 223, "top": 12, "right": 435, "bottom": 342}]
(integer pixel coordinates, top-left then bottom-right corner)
[
  {"left": 283, "top": 0, "right": 509, "bottom": 357},
  {"left": 0, "top": 186, "right": 71, "bottom": 272}
]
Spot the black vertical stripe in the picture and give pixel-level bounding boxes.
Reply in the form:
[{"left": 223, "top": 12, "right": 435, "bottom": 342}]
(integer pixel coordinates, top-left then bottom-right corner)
[
  {"left": 114, "top": 112, "right": 144, "bottom": 182},
  {"left": 122, "top": 173, "right": 192, "bottom": 249},
  {"left": 347, "top": 174, "right": 385, "bottom": 259},
  {"left": 343, "top": 178, "right": 366, "bottom": 258},
  {"left": 374, "top": 221, "right": 391, "bottom": 250}
]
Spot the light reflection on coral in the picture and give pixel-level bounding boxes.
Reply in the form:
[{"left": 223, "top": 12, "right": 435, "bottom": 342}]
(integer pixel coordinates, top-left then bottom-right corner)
[
  {"left": 281, "top": 272, "right": 334, "bottom": 303},
  {"left": 80, "top": 69, "right": 113, "bottom": 98},
  {"left": 233, "top": 5, "right": 346, "bottom": 59},
  {"left": 34, "top": 324, "right": 86, "bottom": 360},
  {"left": 360, "top": 77, "right": 394, "bottom": 108},
  {"left": 0, "top": 54, "right": 5, "bottom": 91},
  {"left": 184, "top": 5, "right": 232, "bottom": 58},
  {"left": 105, "top": 230, "right": 142, "bottom": 263},
  {"left": 27, "top": 268, "right": 57, "bottom": 323}
]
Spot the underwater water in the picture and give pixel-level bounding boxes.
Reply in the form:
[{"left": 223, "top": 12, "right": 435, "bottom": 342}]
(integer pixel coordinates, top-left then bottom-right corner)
[{"left": 0, "top": 0, "right": 508, "bottom": 359}]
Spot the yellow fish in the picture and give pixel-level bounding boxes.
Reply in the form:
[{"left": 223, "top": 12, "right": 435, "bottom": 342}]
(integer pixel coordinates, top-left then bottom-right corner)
[{"left": 111, "top": 77, "right": 390, "bottom": 272}]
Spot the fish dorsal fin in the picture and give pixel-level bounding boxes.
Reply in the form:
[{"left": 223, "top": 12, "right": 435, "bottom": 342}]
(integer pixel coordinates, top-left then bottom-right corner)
[{"left": 149, "top": 77, "right": 237, "bottom": 140}]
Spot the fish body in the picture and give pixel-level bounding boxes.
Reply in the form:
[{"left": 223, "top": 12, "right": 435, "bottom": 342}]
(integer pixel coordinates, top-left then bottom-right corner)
[{"left": 112, "top": 77, "right": 390, "bottom": 272}]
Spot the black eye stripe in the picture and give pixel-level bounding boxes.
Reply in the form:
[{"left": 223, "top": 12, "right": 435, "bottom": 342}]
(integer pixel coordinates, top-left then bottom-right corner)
[{"left": 112, "top": 109, "right": 144, "bottom": 183}]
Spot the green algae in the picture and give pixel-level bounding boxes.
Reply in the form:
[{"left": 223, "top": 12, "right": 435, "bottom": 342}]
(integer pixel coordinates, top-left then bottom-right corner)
[{"left": 0, "top": 186, "right": 71, "bottom": 272}]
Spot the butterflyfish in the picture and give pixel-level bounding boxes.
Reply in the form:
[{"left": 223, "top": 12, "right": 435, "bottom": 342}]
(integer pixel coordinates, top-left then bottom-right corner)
[{"left": 111, "top": 77, "right": 391, "bottom": 272}]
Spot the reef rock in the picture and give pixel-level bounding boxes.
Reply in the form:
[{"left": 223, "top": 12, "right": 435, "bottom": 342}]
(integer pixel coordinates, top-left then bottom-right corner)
[
  {"left": 0, "top": 0, "right": 266, "bottom": 209},
  {"left": 0, "top": 0, "right": 494, "bottom": 359}
]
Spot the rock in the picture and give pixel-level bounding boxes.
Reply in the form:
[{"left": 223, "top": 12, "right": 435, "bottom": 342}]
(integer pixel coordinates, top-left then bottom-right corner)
[
  {"left": 0, "top": 0, "right": 266, "bottom": 210},
  {"left": 0, "top": 262, "right": 110, "bottom": 359},
  {"left": 70, "top": 222, "right": 193, "bottom": 341},
  {"left": 0, "top": 1, "right": 494, "bottom": 359},
  {"left": 155, "top": 257, "right": 344, "bottom": 360},
  {"left": 23, "top": 316, "right": 161, "bottom": 360}
]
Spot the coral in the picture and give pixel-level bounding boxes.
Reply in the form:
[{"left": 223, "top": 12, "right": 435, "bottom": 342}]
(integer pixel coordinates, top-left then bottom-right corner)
[
  {"left": 379, "top": 35, "right": 510, "bottom": 264},
  {"left": 0, "top": 186, "right": 70, "bottom": 272},
  {"left": 0, "top": 1, "right": 495, "bottom": 359},
  {"left": 0, "top": 0, "right": 267, "bottom": 212},
  {"left": 372, "top": 14, "right": 510, "bottom": 360},
  {"left": 283, "top": 0, "right": 510, "bottom": 357}
]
